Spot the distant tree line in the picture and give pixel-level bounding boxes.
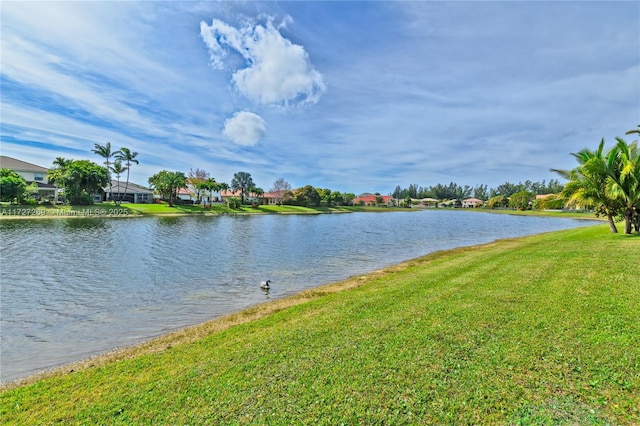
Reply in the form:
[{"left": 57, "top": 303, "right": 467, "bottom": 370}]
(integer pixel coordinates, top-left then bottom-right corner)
[
  {"left": 392, "top": 179, "right": 564, "bottom": 201},
  {"left": 281, "top": 185, "right": 356, "bottom": 207}
]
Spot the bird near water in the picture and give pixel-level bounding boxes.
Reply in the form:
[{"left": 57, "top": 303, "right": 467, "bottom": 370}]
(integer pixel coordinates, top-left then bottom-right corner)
[{"left": 260, "top": 280, "right": 271, "bottom": 290}]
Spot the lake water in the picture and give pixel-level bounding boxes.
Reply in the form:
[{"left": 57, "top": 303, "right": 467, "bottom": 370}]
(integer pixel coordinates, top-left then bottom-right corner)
[{"left": 0, "top": 210, "right": 599, "bottom": 382}]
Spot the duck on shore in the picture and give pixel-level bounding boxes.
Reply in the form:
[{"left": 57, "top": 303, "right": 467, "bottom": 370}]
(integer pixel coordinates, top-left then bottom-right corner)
[{"left": 260, "top": 280, "right": 271, "bottom": 290}]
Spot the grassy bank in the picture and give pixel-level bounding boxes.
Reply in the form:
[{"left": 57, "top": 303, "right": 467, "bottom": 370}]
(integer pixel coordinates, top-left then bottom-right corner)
[
  {"left": 2, "top": 225, "right": 638, "bottom": 424},
  {"left": 1, "top": 201, "right": 600, "bottom": 220},
  {"left": 0, "top": 202, "right": 403, "bottom": 218}
]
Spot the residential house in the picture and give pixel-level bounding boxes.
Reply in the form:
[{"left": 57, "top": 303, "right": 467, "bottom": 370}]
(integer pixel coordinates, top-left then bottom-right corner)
[
  {"left": 218, "top": 190, "right": 278, "bottom": 205},
  {"left": 408, "top": 197, "right": 439, "bottom": 207},
  {"left": 0, "top": 156, "right": 58, "bottom": 201},
  {"left": 462, "top": 198, "right": 484, "bottom": 208},
  {"left": 176, "top": 187, "right": 195, "bottom": 203},
  {"left": 103, "top": 180, "right": 154, "bottom": 203},
  {"left": 353, "top": 194, "right": 394, "bottom": 207}
]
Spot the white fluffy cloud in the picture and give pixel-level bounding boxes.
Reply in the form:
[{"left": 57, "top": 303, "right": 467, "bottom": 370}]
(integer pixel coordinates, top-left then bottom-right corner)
[
  {"left": 200, "top": 16, "right": 326, "bottom": 107},
  {"left": 222, "top": 111, "right": 267, "bottom": 146}
]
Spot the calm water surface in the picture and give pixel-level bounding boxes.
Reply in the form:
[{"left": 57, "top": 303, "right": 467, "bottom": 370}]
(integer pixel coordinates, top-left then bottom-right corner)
[{"left": 0, "top": 210, "right": 599, "bottom": 382}]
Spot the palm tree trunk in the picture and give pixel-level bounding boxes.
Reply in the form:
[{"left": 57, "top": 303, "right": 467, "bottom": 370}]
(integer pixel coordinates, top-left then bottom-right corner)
[
  {"left": 607, "top": 214, "right": 619, "bottom": 233},
  {"left": 123, "top": 167, "right": 130, "bottom": 204},
  {"left": 624, "top": 209, "right": 633, "bottom": 234}
]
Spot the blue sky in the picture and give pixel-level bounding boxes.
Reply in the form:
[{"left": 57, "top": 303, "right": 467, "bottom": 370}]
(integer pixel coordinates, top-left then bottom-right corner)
[{"left": 1, "top": 1, "right": 638, "bottom": 195}]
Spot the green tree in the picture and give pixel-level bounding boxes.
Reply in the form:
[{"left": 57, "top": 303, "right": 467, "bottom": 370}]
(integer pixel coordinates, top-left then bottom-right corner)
[
  {"left": 0, "top": 168, "right": 28, "bottom": 202},
  {"left": 606, "top": 137, "right": 639, "bottom": 233},
  {"left": 251, "top": 186, "right": 264, "bottom": 206},
  {"left": 509, "top": 190, "right": 535, "bottom": 210},
  {"left": 230, "top": 172, "right": 254, "bottom": 204},
  {"left": 487, "top": 195, "right": 506, "bottom": 209},
  {"left": 61, "top": 160, "right": 109, "bottom": 205},
  {"left": 110, "top": 161, "right": 128, "bottom": 204},
  {"left": 534, "top": 194, "right": 565, "bottom": 210},
  {"left": 218, "top": 182, "right": 229, "bottom": 198},
  {"left": 196, "top": 178, "right": 218, "bottom": 205},
  {"left": 148, "top": 170, "right": 187, "bottom": 207},
  {"left": 92, "top": 142, "right": 121, "bottom": 203},
  {"left": 48, "top": 157, "right": 72, "bottom": 203},
  {"left": 552, "top": 139, "right": 624, "bottom": 233},
  {"left": 114, "top": 147, "right": 139, "bottom": 205}
]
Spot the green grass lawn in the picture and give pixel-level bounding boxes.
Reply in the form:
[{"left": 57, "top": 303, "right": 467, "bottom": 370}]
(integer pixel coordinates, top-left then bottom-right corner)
[{"left": 2, "top": 225, "right": 638, "bottom": 424}]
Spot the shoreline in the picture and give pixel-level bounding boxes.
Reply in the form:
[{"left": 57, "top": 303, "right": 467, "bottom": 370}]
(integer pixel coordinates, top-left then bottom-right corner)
[
  {"left": 0, "top": 258, "right": 407, "bottom": 390},
  {"left": 0, "top": 210, "right": 604, "bottom": 388},
  {"left": 0, "top": 218, "right": 607, "bottom": 390},
  {"left": 3, "top": 223, "right": 637, "bottom": 424}
]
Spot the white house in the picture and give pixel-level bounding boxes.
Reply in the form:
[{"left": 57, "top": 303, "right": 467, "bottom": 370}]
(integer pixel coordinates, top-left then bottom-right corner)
[{"left": 0, "top": 156, "right": 58, "bottom": 201}]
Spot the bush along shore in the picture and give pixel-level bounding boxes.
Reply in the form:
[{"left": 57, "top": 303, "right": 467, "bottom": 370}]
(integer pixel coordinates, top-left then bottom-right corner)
[{"left": 2, "top": 224, "right": 638, "bottom": 424}]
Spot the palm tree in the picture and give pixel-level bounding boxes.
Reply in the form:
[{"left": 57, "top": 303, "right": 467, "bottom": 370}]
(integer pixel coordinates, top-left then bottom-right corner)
[
  {"left": 114, "top": 147, "right": 138, "bottom": 204},
  {"left": 230, "top": 172, "right": 254, "bottom": 205},
  {"left": 606, "top": 137, "right": 640, "bottom": 234},
  {"left": 551, "top": 139, "right": 623, "bottom": 233},
  {"left": 253, "top": 187, "right": 264, "bottom": 205},
  {"left": 148, "top": 171, "right": 187, "bottom": 207},
  {"left": 200, "top": 178, "right": 219, "bottom": 205},
  {"left": 92, "top": 142, "right": 121, "bottom": 203},
  {"left": 110, "top": 161, "right": 128, "bottom": 204},
  {"left": 49, "top": 157, "right": 72, "bottom": 203},
  {"left": 218, "top": 182, "right": 229, "bottom": 201}
]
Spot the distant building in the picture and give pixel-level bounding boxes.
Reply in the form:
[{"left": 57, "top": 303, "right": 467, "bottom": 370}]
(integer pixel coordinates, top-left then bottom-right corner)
[
  {"left": 462, "top": 198, "right": 484, "bottom": 208},
  {"left": 353, "top": 194, "right": 394, "bottom": 207}
]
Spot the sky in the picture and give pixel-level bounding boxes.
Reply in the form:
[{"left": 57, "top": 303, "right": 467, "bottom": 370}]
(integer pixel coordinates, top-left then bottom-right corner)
[{"left": 1, "top": 1, "right": 639, "bottom": 195}]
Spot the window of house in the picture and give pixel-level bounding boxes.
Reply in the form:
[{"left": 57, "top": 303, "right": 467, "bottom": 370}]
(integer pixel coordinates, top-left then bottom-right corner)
[{"left": 34, "top": 173, "right": 44, "bottom": 181}]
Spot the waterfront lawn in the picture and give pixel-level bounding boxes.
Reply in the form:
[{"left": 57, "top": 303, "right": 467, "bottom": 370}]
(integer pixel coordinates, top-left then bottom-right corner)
[
  {"left": 0, "top": 202, "right": 402, "bottom": 217},
  {"left": 1, "top": 225, "right": 639, "bottom": 424}
]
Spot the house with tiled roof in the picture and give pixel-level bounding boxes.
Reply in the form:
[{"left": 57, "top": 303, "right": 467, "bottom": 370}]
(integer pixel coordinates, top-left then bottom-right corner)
[
  {"left": 462, "top": 198, "right": 484, "bottom": 208},
  {"left": 0, "top": 156, "right": 58, "bottom": 201},
  {"left": 353, "top": 194, "right": 394, "bottom": 207},
  {"left": 218, "top": 190, "right": 279, "bottom": 205}
]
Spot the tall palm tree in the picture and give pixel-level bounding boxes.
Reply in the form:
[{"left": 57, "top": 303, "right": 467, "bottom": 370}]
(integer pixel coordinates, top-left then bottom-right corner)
[
  {"left": 551, "top": 139, "right": 623, "bottom": 233},
  {"left": 114, "top": 147, "right": 138, "bottom": 204},
  {"left": 49, "top": 157, "right": 72, "bottom": 203},
  {"left": 92, "top": 142, "right": 121, "bottom": 204},
  {"left": 217, "top": 182, "right": 229, "bottom": 202},
  {"left": 201, "top": 178, "right": 219, "bottom": 205},
  {"left": 110, "top": 161, "right": 128, "bottom": 204},
  {"left": 230, "top": 172, "right": 254, "bottom": 204}
]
